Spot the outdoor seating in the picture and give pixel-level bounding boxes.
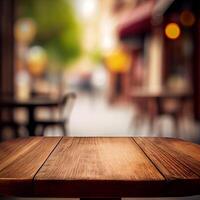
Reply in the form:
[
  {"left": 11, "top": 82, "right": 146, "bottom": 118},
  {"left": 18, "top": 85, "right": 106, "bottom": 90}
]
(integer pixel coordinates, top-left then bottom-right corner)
[{"left": 35, "top": 92, "right": 76, "bottom": 136}]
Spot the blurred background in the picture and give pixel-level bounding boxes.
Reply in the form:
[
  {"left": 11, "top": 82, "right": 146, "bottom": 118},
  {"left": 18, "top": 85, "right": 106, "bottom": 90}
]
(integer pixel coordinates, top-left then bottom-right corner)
[{"left": 0, "top": 0, "right": 200, "bottom": 143}]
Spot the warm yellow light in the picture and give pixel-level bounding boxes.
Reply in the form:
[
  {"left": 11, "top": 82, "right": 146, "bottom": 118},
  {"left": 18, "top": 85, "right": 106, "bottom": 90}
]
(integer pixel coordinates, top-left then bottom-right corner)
[
  {"left": 26, "top": 46, "right": 47, "bottom": 76},
  {"left": 165, "top": 23, "right": 181, "bottom": 40},
  {"left": 15, "top": 18, "right": 37, "bottom": 44},
  {"left": 180, "top": 10, "right": 195, "bottom": 27},
  {"left": 106, "top": 49, "right": 130, "bottom": 73}
]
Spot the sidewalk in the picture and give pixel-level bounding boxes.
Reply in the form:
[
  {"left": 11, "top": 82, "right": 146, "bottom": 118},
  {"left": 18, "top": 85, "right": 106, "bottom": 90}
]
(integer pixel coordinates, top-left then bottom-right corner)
[{"left": 45, "top": 93, "right": 200, "bottom": 143}]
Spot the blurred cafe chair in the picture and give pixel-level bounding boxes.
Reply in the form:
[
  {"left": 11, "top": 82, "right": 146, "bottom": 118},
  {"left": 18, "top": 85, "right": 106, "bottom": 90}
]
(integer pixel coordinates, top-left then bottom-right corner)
[
  {"left": 0, "top": 92, "right": 20, "bottom": 140},
  {"left": 36, "top": 92, "right": 76, "bottom": 136}
]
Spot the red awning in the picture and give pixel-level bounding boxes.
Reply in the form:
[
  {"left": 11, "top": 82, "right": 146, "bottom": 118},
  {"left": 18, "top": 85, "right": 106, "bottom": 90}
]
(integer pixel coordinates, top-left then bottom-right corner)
[
  {"left": 118, "top": 1, "right": 155, "bottom": 38},
  {"left": 118, "top": 0, "right": 174, "bottom": 39}
]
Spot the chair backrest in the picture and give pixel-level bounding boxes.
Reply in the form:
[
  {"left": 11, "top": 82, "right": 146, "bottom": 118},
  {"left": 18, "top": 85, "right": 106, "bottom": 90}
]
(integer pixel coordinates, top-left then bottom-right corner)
[{"left": 59, "top": 93, "right": 76, "bottom": 121}]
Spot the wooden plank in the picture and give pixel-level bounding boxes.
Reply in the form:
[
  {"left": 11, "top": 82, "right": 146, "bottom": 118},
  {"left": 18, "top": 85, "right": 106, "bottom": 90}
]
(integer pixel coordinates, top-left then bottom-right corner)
[
  {"left": 34, "top": 137, "right": 164, "bottom": 198},
  {"left": 141, "top": 137, "right": 200, "bottom": 176},
  {"left": 1, "top": 137, "right": 200, "bottom": 198},
  {"left": 0, "top": 137, "right": 42, "bottom": 172},
  {"left": 134, "top": 137, "right": 200, "bottom": 196},
  {"left": 0, "top": 137, "right": 61, "bottom": 196}
]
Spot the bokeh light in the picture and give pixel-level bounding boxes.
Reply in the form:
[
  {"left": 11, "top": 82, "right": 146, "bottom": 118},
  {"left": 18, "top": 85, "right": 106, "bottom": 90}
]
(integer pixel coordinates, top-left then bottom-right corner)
[
  {"left": 165, "top": 23, "right": 181, "bottom": 40},
  {"left": 180, "top": 10, "right": 195, "bottom": 27},
  {"left": 15, "top": 18, "right": 36, "bottom": 44},
  {"left": 75, "top": 0, "right": 98, "bottom": 20},
  {"left": 106, "top": 49, "right": 130, "bottom": 73},
  {"left": 26, "top": 46, "right": 47, "bottom": 76}
]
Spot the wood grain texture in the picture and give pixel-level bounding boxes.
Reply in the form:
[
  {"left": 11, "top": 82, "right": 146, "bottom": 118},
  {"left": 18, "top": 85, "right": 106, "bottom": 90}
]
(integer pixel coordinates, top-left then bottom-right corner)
[
  {"left": 0, "top": 137, "right": 61, "bottom": 196},
  {"left": 0, "top": 137, "right": 41, "bottom": 172},
  {"left": 0, "top": 137, "right": 200, "bottom": 198},
  {"left": 134, "top": 137, "right": 200, "bottom": 196},
  {"left": 34, "top": 137, "right": 164, "bottom": 197},
  {"left": 147, "top": 137, "right": 200, "bottom": 175}
]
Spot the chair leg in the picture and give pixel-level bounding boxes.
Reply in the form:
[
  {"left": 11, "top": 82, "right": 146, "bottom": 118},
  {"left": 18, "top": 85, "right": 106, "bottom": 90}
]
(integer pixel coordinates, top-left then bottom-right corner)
[
  {"left": 41, "top": 126, "right": 46, "bottom": 136},
  {"left": 61, "top": 124, "right": 67, "bottom": 136}
]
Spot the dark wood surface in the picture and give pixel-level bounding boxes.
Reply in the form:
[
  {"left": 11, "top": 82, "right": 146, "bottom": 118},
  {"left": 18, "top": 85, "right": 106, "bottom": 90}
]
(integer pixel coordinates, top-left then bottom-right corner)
[
  {"left": 0, "top": 137, "right": 61, "bottom": 196},
  {"left": 0, "top": 137, "right": 200, "bottom": 198}
]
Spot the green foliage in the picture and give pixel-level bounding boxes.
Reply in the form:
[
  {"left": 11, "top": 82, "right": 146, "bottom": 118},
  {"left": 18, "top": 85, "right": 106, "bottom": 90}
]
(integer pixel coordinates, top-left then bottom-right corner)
[
  {"left": 88, "top": 48, "right": 103, "bottom": 63},
  {"left": 17, "top": 0, "right": 82, "bottom": 66}
]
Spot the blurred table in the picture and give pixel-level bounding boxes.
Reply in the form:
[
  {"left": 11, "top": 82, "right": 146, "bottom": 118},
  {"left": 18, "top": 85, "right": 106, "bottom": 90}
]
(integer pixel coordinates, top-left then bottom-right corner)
[
  {"left": 0, "top": 97, "right": 60, "bottom": 136},
  {"left": 130, "top": 89, "right": 193, "bottom": 134},
  {"left": 130, "top": 89, "right": 192, "bottom": 113},
  {"left": 0, "top": 137, "right": 199, "bottom": 199}
]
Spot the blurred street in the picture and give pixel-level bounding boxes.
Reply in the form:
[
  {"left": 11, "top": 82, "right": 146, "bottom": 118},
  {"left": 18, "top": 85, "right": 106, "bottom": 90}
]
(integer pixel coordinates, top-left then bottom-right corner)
[
  {"left": 40, "top": 92, "right": 199, "bottom": 143},
  {"left": 1, "top": 0, "right": 200, "bottom": 143}
]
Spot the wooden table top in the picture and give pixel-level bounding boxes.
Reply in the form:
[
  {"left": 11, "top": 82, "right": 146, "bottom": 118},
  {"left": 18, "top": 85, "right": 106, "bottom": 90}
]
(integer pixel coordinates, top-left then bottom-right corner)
[
  {"left": 0, "top": 97, "right": 60, "bottom": 107},
  {"left": 130, "top": 88, "right": 192, "bottom": 99},
  {"left": 0, "top": 137, "right": 200, "bottom": 198}
]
